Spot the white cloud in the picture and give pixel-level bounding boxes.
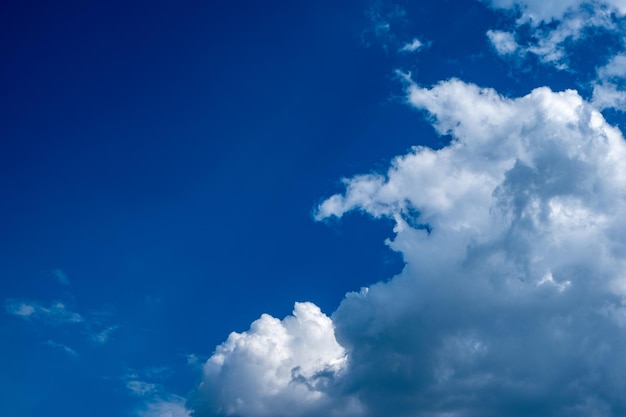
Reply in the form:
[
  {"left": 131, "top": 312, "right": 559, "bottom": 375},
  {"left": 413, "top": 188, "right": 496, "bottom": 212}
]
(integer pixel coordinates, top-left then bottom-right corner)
[
  {"left": 527, "top": 9, "right": 613, "bottom": 68},
  {"left": 486, "top": 30, "right": 518, "bottom": 55},
  {"left": 592, "top": 53, "right": 626, "bottom": 110},
  {"left": 598, "top": 53, "right": 626, "bottom": 79},
  {"left": 193, "top": 77, "right": 626, "bottom": 416},
  {"left": 5, "top": 299, "right": 83, "bottom": 324},
  {"left": 399, "top": 38, "right": 423, "bottom": 53},
  {"left": 593, "top": 81, "right": 626, "bottom": 109},
  {"left": 315, "top": 78, "right": 626, "bottom": 416},
  {"left": 484, "top": 0, "right": 626, "bottom": 112},
  {"left": 484, "top": 1, "right": 623, "bottom": 71},
  {"left": 189, "top": 302, "right": 361, "bottom": 417}
]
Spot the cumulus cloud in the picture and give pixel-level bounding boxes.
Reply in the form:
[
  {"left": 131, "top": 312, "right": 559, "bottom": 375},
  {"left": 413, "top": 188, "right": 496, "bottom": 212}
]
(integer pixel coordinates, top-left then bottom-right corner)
[
  {"left": 189, "top": 302, "right": 360, "bottom": 417},
  {"left": 316, "top": 78, "right": 626, "bottom": 416},
  {"left": 5, "top": 299, "right": 83, "bottom": 324},
  {"left": 193, "top": 76, "right": 626, "bottom": 416}
]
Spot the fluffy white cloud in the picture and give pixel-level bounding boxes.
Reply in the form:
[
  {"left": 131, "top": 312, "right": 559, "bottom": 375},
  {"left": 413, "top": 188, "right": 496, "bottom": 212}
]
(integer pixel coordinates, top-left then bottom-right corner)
[
  {"left": 193, "top": 76, "right": 626, "bottom": 416},
  {"left": 316, "top": 78, "right": 626, "bottom": 416},
  {"left": 189, "top": 302, "right": 360, "bottom": 417}
]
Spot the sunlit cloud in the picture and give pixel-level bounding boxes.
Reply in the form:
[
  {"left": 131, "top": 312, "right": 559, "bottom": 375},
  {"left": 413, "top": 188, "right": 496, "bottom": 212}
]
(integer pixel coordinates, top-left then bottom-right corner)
[{"left": 192, "top": 74, "right": 626, "bottom": 416}]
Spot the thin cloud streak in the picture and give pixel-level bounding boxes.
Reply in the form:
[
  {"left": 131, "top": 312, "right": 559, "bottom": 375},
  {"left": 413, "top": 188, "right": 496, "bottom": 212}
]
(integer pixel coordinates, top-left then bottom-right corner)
[{"left": 5, "top": 299, "right": 83, "bottom": 324}]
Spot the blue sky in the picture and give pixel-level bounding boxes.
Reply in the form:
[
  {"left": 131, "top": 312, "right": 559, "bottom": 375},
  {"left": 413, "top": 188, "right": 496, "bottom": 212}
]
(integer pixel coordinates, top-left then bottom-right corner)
[{"left": 4, "top": 0, "right": 626, "bottom": 416}]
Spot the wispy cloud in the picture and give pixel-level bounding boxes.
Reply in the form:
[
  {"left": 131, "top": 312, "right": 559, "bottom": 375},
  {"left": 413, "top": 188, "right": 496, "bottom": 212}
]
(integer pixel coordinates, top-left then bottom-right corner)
[
  {"left": 483, "top": 1, "right": 626, "bottom": 108},
  {"left": 53, "top": 268, "right": 70, "bottom": 285},
  {"left": 486, "top": 0, "right": 626, "bottom": 23},
  {"left": 362, "top": 1, "right": 408, "bottom": 50},
  {"left": 184, "top": 353, "right": 202, "bottom": 368},
  {"left": 398, "top": 38, "right": 423, "bottom": 53},
  {"left": 46, "top": 340, "right": 79, "bottom": 357},
  {"left": 89, "top": 325, "right": 119, "bottom": 345},
  {"left": 5, "top": 292, "right": 119, "bottom": 360},
  {"left": 485, "top": 0, "right": 626, "bottom": 110},
  {"left": 5, "top": 299, "right": 83, "bottom": 324},
  {"left": 6, "top": 301, "right": 36, "bottom": 317},
  {"left": 137, "top": 396, "right": 190, "bottom": 417},
  {"left": 487, "top": 3, "right": 618, "bottom": 69},
  {"left": 127, "top": 380, "right": 158, "bottom": 397},
  {"left": 123, "top": 367, "right": 191, "bottom": 417}
]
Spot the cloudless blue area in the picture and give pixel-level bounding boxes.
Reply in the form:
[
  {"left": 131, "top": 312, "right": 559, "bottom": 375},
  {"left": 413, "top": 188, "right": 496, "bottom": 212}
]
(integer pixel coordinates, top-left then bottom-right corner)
[{"left": 0, "top": 0, "right": 583, "bottom": 415}]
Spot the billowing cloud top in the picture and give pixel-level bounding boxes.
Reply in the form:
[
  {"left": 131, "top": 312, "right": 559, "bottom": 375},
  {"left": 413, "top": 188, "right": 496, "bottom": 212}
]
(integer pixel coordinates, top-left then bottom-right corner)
[
  {"left": 193, "top": 76, "right": 626, "bottom": 416},
  {"left": 9, "top": 1, "right": 626, "bottom": 417},
  {"left": 316, "top": 79, "right": 626, "bottom": 416},
  {"left": 189, "top": 302, "right": 360, "bottom": 417},
  {"left": 187, "top": 1, "right": 626, "bottom": 416}
]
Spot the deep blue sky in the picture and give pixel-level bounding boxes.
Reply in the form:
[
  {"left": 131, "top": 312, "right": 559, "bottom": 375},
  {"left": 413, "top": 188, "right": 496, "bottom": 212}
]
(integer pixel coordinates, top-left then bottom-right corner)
[{"left": 3, "top": 1, "right": 620, "bottom": 416}]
